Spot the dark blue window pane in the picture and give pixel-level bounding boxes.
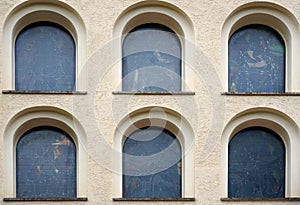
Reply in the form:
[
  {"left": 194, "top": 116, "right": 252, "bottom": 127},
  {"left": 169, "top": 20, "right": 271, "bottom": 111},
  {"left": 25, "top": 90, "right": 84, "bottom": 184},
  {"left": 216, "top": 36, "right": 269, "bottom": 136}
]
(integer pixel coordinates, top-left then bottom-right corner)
[
  {"left": 15, "top": 22, "right": 75, "bottom": 91},
  {"left": 122, "top": 23, "right": 181, "bottom": 92},
  {"left": 16, "top": 126, "right": 76, "bottom": 198},
  {"left": 123, "top": 127, "right": 181, "bottom": 198},
  {"left": 228, "top": 127, "right": 285, "bottom": 198},
  {"left": 229, "top": 25, "right": 285, "bottom": 93}
]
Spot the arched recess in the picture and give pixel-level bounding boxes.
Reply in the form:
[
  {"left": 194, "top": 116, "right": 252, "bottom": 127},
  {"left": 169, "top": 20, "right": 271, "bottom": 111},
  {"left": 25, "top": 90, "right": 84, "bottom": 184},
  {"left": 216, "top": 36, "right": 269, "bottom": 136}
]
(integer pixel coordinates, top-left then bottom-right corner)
[
  {"left": 112, "top": 1, "right": 195, "bottom": 92},
  {"left": 220, "top": 107, "right": 300, "bottom": 197},
  {"left": 3, "top": 106, "right": 88, "bottom": 198},
  {"left": 221, "top": 2, "right": 300, "bottom": 92},
  {"left": 2, "top": 0, "right": 87, "bottom": 91},
  {"left": 112, "top": 106, "right": 195, "bottom": 198}
]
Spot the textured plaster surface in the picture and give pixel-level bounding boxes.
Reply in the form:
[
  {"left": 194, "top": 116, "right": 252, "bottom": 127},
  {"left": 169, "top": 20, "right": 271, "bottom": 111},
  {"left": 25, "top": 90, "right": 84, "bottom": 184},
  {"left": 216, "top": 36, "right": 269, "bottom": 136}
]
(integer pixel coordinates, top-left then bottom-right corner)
[{"left": 0, "top": 0, "right": 300, "bottom": 204}]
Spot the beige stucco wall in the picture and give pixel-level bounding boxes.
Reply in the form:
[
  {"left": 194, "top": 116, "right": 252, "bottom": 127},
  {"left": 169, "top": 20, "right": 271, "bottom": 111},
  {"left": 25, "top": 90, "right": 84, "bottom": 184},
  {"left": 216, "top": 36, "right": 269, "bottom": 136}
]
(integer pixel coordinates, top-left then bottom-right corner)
[{"left": 0, "top": 0, "right": 300, "bottom": 204}]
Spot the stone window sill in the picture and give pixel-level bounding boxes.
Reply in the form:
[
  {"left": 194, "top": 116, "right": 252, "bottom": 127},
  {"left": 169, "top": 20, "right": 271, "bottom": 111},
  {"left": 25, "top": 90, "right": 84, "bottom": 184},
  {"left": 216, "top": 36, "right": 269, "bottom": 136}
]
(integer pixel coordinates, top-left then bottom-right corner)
[
  {"left": 113, "top": 198, "right": 195, "bottom": 201},
  {"left": 221, "top": 197, "right": 300, "bottom": 201},
  {"left": 112, "top": 91, "right": 195, "bottom": 95},
  {"left": 2, "top": 90, "right": 87, "bottom": 95},
  {"left": 3, "top": 197, "right": 88, "bottom": 201}
]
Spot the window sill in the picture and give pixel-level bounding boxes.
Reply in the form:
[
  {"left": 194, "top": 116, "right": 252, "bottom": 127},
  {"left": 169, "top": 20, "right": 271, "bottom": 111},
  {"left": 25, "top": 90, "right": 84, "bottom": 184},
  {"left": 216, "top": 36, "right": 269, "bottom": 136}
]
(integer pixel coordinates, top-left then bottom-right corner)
[
  {"left": 3, "top": 197, "right": 88, "bottom": 201},
  {"left": 113, "top": 198, "right": 195, "bottom": 201},
  {"left": 221, "top": 92, "right": 300, "bottom": 96},
  {"left": 221, "top": 197, "right": 300, "bottom": 201},
  {"left": 2, "top": 90, "right": 87, "bottom": 95},
  {"left": 112, "top": 91, "right": 195, "bottom": 95}
]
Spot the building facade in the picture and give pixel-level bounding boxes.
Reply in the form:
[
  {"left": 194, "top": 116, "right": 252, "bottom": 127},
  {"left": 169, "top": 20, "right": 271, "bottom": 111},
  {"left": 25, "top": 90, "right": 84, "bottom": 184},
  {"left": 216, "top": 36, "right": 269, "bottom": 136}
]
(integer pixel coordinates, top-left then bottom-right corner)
[{"left": 0, "top": 0, "right": 300, "bottom": 204}]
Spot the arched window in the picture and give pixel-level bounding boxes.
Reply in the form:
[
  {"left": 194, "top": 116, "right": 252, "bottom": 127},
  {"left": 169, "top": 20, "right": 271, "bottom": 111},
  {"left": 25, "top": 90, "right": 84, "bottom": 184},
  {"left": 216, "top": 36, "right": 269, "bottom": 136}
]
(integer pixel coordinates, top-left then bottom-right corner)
[
  {"left": 123, "top": 126, "right": 181, "bottom": 198},
  {"left": 228, "top": 25, "right": 285, "bottom": 93},
  {"left": 122, "top": 23, "right": 181, "bottom": 92},
  {"left": 228, "top": 127, "right": 285, "bottom": 198},
  {"left": 15, "top": 22, "right": 75, "bottom": 91},
  {"left": 16, "top": 126, "right": 76, "bottom": 198}
]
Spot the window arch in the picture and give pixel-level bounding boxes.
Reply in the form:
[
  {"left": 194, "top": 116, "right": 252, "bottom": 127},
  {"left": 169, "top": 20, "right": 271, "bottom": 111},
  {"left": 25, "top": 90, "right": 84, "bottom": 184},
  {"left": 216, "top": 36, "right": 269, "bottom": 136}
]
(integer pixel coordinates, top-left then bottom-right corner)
[
  {"left": 220, "top": 108, "right": 300, "bottom": 198},
  {"left": 2, "top": 1, "right": 87, "bottom": 91},
  {"left": 113, "top": 106, "right": 195, "bottom": 199},
  {"left": 228, "top": 127, "right": 285, "bottom": 198},
  {"left": 123, "top": 126, "right": 181, "bottom": 198},
  {"left": 113, "top": 2, "right": 195, "bottom": 92},
  {"left": 122, "top": 23, "right": 181, "bottom": 92},
  {"left": 16, "top": 126, "right": 76, "bottom": 198},
  {"left": 15, "top": 22, "right": 75, "bottom": 91},
  {"left": 3, "top": 107, "right": 88, "bottom": 199},
  {"left": 222, "top": 2, "right": 300, "bottom": 92},
  {"left": 228, "top": 24, "right": 285, "bottom": 93}
]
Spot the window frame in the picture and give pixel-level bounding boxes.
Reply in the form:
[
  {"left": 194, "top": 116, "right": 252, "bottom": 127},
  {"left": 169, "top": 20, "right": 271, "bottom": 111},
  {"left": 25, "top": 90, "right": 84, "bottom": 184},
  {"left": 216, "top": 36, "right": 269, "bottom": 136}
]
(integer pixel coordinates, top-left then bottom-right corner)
[
  {"left": 2, "top": 1, "right": 87, "bottom": 92},
  {"left": 121, "top": 23, "right": 182, "bottom": 93},
  {"left": 122, "top": 126, "right": 182, "bottom": 199},
  {"left": 15, "top": 21, "right": 76, "bottom": 92},
  {"left": 228, "top": 24, "right": 286, "bottom": 93},
  {"left": 16, "top": 126, "right": 77, "bottom": 199},
  {"left": 228, "top": 126, "right": 286, "bottom": 198}
]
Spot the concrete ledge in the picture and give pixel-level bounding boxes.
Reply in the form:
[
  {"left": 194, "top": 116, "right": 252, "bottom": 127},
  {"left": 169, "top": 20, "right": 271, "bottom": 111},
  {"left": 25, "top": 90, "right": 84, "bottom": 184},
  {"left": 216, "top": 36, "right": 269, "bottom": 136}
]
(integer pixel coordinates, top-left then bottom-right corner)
[
  {"left": 3, "top": 197, "right": 88, "bottom": 201},
  {"left": 113, "top": 198, "right": 196, "bottom": 201},
  {"left": 221, "top": 92, "right": 300, "bottom": 96},
  {"left": 112, "top": 91, "right": 195, "bottom": 95},
  {"left": 221, "top": 197, "right": 300, "bottom": 201},
  {"left": 2, "top": 90, "right": 87, "bottom": 95}
]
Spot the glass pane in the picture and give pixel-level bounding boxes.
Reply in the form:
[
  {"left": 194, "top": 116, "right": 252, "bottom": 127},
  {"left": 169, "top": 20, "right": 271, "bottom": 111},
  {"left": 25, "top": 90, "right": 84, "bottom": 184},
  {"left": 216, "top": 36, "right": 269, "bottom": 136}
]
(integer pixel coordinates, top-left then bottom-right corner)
[
  {"left": 123, "top": 127, "right": 181, "bottom": 198},
  {"left": 122, "top": 23, "right": 181, "bottom": 92},
  {"left": 228, "top": 127, "right": 285, "bottom": 198},
  {"left": 16, "top": 126, "right": 76, "bottom": 198},
  {"left": 229, "top": 25, "right": 285, "bottom": 93},
  {"left": 15, "top": 22, "right": 75, "bottom": 91}
]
